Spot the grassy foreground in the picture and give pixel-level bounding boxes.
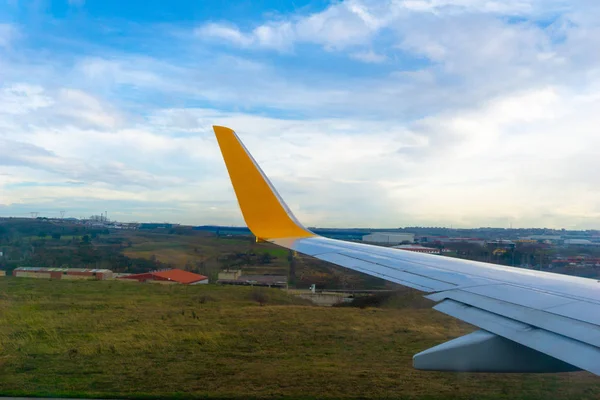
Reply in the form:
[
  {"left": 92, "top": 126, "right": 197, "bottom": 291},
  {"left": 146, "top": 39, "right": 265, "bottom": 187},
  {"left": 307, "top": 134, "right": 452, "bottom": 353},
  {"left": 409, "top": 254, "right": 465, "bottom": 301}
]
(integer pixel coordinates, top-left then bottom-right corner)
[{"left": 1, "top": 278, "right": 599, "bottom": 399}]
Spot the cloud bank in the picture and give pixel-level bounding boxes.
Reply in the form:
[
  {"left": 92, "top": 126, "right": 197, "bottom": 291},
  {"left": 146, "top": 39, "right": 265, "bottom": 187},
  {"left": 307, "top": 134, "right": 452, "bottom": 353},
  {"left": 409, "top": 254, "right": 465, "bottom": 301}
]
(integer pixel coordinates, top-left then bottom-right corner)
[{"left": 1, "top": 1, "right": 600, "bottom": 229}]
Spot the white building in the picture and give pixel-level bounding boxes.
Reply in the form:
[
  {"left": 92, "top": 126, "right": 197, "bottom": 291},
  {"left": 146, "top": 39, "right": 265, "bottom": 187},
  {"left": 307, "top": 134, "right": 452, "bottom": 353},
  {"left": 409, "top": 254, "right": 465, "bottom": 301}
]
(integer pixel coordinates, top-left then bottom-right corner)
[
  {"left": 218, "top": 270, "right": 242, "bottom": 280},
  {"left": 522, "top": 235, "right": 563, "bottom": 243},
  {"left": 362, "top": 232, "right": 415, "bottom": 245},
  {"left": 564, "top": 239, "right": 596, "bottom": 246}
]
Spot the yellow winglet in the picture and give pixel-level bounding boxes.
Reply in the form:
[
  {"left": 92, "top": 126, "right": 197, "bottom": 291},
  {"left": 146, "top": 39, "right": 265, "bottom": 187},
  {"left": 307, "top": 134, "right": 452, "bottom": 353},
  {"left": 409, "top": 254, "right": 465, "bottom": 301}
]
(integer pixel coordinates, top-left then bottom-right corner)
[{"left": 213, "top": 126, "right": 315, "bottom": 241}]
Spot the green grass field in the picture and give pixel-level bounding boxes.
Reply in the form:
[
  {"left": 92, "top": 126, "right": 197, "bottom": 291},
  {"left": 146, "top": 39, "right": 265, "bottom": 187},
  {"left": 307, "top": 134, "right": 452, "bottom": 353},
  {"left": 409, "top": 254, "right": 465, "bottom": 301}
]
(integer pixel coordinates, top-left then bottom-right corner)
[
  {"left": 1, "top": 278, "right": 599, "bottom": 399},
  {"left": 122, "top": 233, "right": 264, "bottom": 267}
]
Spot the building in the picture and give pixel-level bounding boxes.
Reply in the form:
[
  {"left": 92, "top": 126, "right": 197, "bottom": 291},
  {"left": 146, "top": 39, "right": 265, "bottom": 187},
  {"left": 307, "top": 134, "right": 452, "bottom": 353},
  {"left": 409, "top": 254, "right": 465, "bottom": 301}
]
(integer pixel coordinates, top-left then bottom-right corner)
[
  {"left": 119, "top": 269, "right": 208, "bottom": 285},
  {"left": 13, "top": 267, "right": 113, "bottom": 280},
  {"left": 486, "top": 240, "right": 516, "bottom": 249},
  {"left": 217, "top": 274, "right": 288, "bottom": 288},
  {"left": 139, "top": 223, "right": 175, "bottom": 230},
  {"left": 564, "top": 239, "right": 598, "bottom": 246},
  {"left": 521, "top": 235, "right": 563, "bottom": 244},
  {"left": 218, "top": 269, "right": 242, "bottom": 280},
  {"left": 392, "top": 244, "right": 448, "bottom": 254},
  {"left": 362, "top": 232, "right": 415, "bottom": 245},
  {"left": 421, "top": 236, "right": 486, "bottom": 246},
  {"left": 551, "top": 257, "right": 600, "bottom": 268},
  {"left": 0, "top": 270, "right": 5, "bottom": 277}
]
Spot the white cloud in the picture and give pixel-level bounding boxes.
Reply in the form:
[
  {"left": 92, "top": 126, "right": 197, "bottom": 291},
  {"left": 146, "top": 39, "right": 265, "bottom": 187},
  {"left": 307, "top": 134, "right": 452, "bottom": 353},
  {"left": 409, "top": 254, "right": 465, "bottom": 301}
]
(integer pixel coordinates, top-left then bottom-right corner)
[
  {"left": 56, "top": 89, "right": 122, "bottom": 129},
  {"left": 2, "top": 77, "right": 600, "bottom": 228},
  {"left": 252, "top": 22, "right": 295, "bottom": 51},
  {"left": 0, "top": 84, "right": 54, "bottom": 114},
  {"left": 196, "top": 23, "right": 254, "bottom": 47},
  {"left": 195, "top": 0, "right": 570, "bottom": 57},
  {"left": 396, "top": 15, "right": 553, "bottom": 73},
  {"left": 3, "top": 0, "right": 600, "bottom": 228},
  {"left": 400, "top": 0, "right": 544, "bottom": 14},
  {"left": 197, "top": 1, "right": 384, "bottom": 52},
  {"left": 75, "top": 57, "right": 168, "bottom": 89},
  {"left": 350, "top": 50, "right": 387, "bottom": 63}
]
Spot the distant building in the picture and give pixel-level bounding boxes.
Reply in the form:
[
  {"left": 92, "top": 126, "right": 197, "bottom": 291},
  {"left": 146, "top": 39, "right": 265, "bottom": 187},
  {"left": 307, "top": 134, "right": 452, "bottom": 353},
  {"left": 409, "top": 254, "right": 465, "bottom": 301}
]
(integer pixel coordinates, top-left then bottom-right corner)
[
  {"left": 564, "top": 239, "right": 597, "bottom": 246},
  {"left": 551, "top": 256, "right": 600, "bottom": 268},
  {"left": 522, "top": 235, "right": 563, "bottom": 243},
  {"left": 109, "top": 223, "right": 138, "bottom": 230},
  {"left": 217, "top": 274, "right": 287, "bottom": 288},
  {"left": 118, "top": 269, "right": 208, "bottom": 285},
  {"left": 422, "top": 236, "right": 486, "bottom": 246},
  {"left": 392, "top": 244, "right": 448, "bottom": 254},
  {"left": 362, "top": 232, "right": 415, "bottom": 245},
  {"left": 486, "top": 240, "right": 516, "bottom": 249},
  {"left": 139, "top": 223, "right": 175, "bottom": 230},
  {"left": 218, "top": 270, "right": 242, "bottom": 280},
  {"left": 13, "top": 267, "right": 113, "bottom": 280}
]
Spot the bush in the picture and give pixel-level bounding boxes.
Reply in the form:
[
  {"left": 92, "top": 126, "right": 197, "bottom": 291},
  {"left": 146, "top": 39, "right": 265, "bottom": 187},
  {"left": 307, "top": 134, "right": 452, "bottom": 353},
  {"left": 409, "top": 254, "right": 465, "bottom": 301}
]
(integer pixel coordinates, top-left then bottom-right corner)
[
  {"left": 251, "top": 289, "right": 269, "bottom": 306},
  {"left": 334, "top": 290, "right": 433, "bottom": 309}
]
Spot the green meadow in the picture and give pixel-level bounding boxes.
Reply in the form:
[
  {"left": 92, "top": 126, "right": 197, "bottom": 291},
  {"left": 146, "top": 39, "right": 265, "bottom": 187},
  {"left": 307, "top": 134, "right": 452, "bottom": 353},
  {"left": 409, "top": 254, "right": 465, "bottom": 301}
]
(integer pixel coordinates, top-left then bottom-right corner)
[{"left": 1, "top": 278, "right": 599, "bottom": 399}]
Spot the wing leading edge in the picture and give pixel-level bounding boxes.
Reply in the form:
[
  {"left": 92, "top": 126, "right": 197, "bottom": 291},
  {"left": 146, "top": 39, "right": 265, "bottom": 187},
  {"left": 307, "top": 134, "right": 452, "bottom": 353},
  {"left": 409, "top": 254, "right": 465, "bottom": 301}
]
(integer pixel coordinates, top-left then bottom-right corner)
[{"left": 213, "top": 125, "right": 600, "bottom": 375}]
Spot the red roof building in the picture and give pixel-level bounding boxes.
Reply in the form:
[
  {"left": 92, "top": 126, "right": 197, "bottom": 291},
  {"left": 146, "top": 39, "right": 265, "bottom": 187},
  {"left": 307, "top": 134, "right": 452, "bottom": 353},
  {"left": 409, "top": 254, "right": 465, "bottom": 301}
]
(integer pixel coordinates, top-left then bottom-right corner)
[{"left": 119, "top": 269, "right": 209, "bottom": 285}]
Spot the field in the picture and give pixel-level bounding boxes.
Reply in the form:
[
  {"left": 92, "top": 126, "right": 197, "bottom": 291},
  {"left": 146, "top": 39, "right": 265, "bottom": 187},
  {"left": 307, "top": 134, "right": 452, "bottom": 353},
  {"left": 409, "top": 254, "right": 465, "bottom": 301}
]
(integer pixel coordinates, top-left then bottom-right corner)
[
  {"left": 119, "top": 232, "right": 393, "bottom": 288},
  {"left": 1, "top": 278, "right": 599, "bottom": 399}
]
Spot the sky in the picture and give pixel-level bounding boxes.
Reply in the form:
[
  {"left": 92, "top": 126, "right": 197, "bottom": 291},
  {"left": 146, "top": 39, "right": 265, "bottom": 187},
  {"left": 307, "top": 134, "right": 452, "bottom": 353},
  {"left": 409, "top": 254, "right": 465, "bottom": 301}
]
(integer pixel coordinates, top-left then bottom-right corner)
[{"left": 1, "top": 0, "right": 600, "bottom": 229}]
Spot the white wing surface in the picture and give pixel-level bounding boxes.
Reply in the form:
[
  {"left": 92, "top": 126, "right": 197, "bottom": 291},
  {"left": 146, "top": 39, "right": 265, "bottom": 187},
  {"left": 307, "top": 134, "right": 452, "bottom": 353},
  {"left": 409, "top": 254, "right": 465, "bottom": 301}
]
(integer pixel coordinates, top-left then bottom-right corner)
[{"left": 213, "top": 125, "right": 600, "bottom": 375}]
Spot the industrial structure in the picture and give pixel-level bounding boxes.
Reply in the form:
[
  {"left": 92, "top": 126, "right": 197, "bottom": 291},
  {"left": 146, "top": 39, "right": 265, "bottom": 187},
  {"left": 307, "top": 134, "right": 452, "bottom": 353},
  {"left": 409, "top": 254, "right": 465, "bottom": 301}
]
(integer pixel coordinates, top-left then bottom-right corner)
[
  {"left": 13, "top": 267, "right": 113, "bottom": 280},
  {"left": 217, "top": 272, "right": 288, "bottom": 288},
  {"left": 362, "top": 232, "right": 415, "bottom": 245},
  {"left": 118, "top": 269, "right": 208, "bottom": 285}
]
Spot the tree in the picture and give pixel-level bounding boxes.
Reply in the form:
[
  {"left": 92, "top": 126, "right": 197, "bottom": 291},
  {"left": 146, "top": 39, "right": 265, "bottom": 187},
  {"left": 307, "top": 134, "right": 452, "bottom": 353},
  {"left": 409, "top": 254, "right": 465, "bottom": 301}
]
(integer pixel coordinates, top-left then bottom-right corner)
[
  {"left": 251, "top": 289, "right": 269, "bottom": 306},
  {"left": 185, "top": 260, "right": 195, "bottom": 271},
  {"left": 0, "top": 225, "right": 9, "bottom": 244},
  {"left": 82, "top": 235, "right": 91, "bottom": 244},
  {"left": 52, "top": 233, "right": 62, "bottom": 240},
  {"left": 288, "top": 250, "right": 296, "bottom": 285},
  {"left": 447, "top": 242, "right": 481, "bottom": 258},
  {"left": 37, "top": 232, "right": 47, "bottom": 239},
  {"left": 258, "top": 252, "right": 273, "bottom": 265}
]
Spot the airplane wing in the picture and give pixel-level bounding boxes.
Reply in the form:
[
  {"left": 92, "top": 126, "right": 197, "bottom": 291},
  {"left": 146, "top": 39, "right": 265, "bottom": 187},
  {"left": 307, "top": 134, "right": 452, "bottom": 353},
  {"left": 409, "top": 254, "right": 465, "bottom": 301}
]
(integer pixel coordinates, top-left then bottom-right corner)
[{"left": 213, "top": 125, "right": 600, "bottom": 375}]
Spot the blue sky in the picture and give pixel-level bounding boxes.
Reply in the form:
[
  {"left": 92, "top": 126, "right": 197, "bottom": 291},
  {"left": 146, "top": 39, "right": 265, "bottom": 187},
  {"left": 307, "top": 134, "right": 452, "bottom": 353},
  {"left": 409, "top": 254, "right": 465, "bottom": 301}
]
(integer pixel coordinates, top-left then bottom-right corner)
[{"left": 1, "top": 0, "right": 600, "bottom": 228}]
